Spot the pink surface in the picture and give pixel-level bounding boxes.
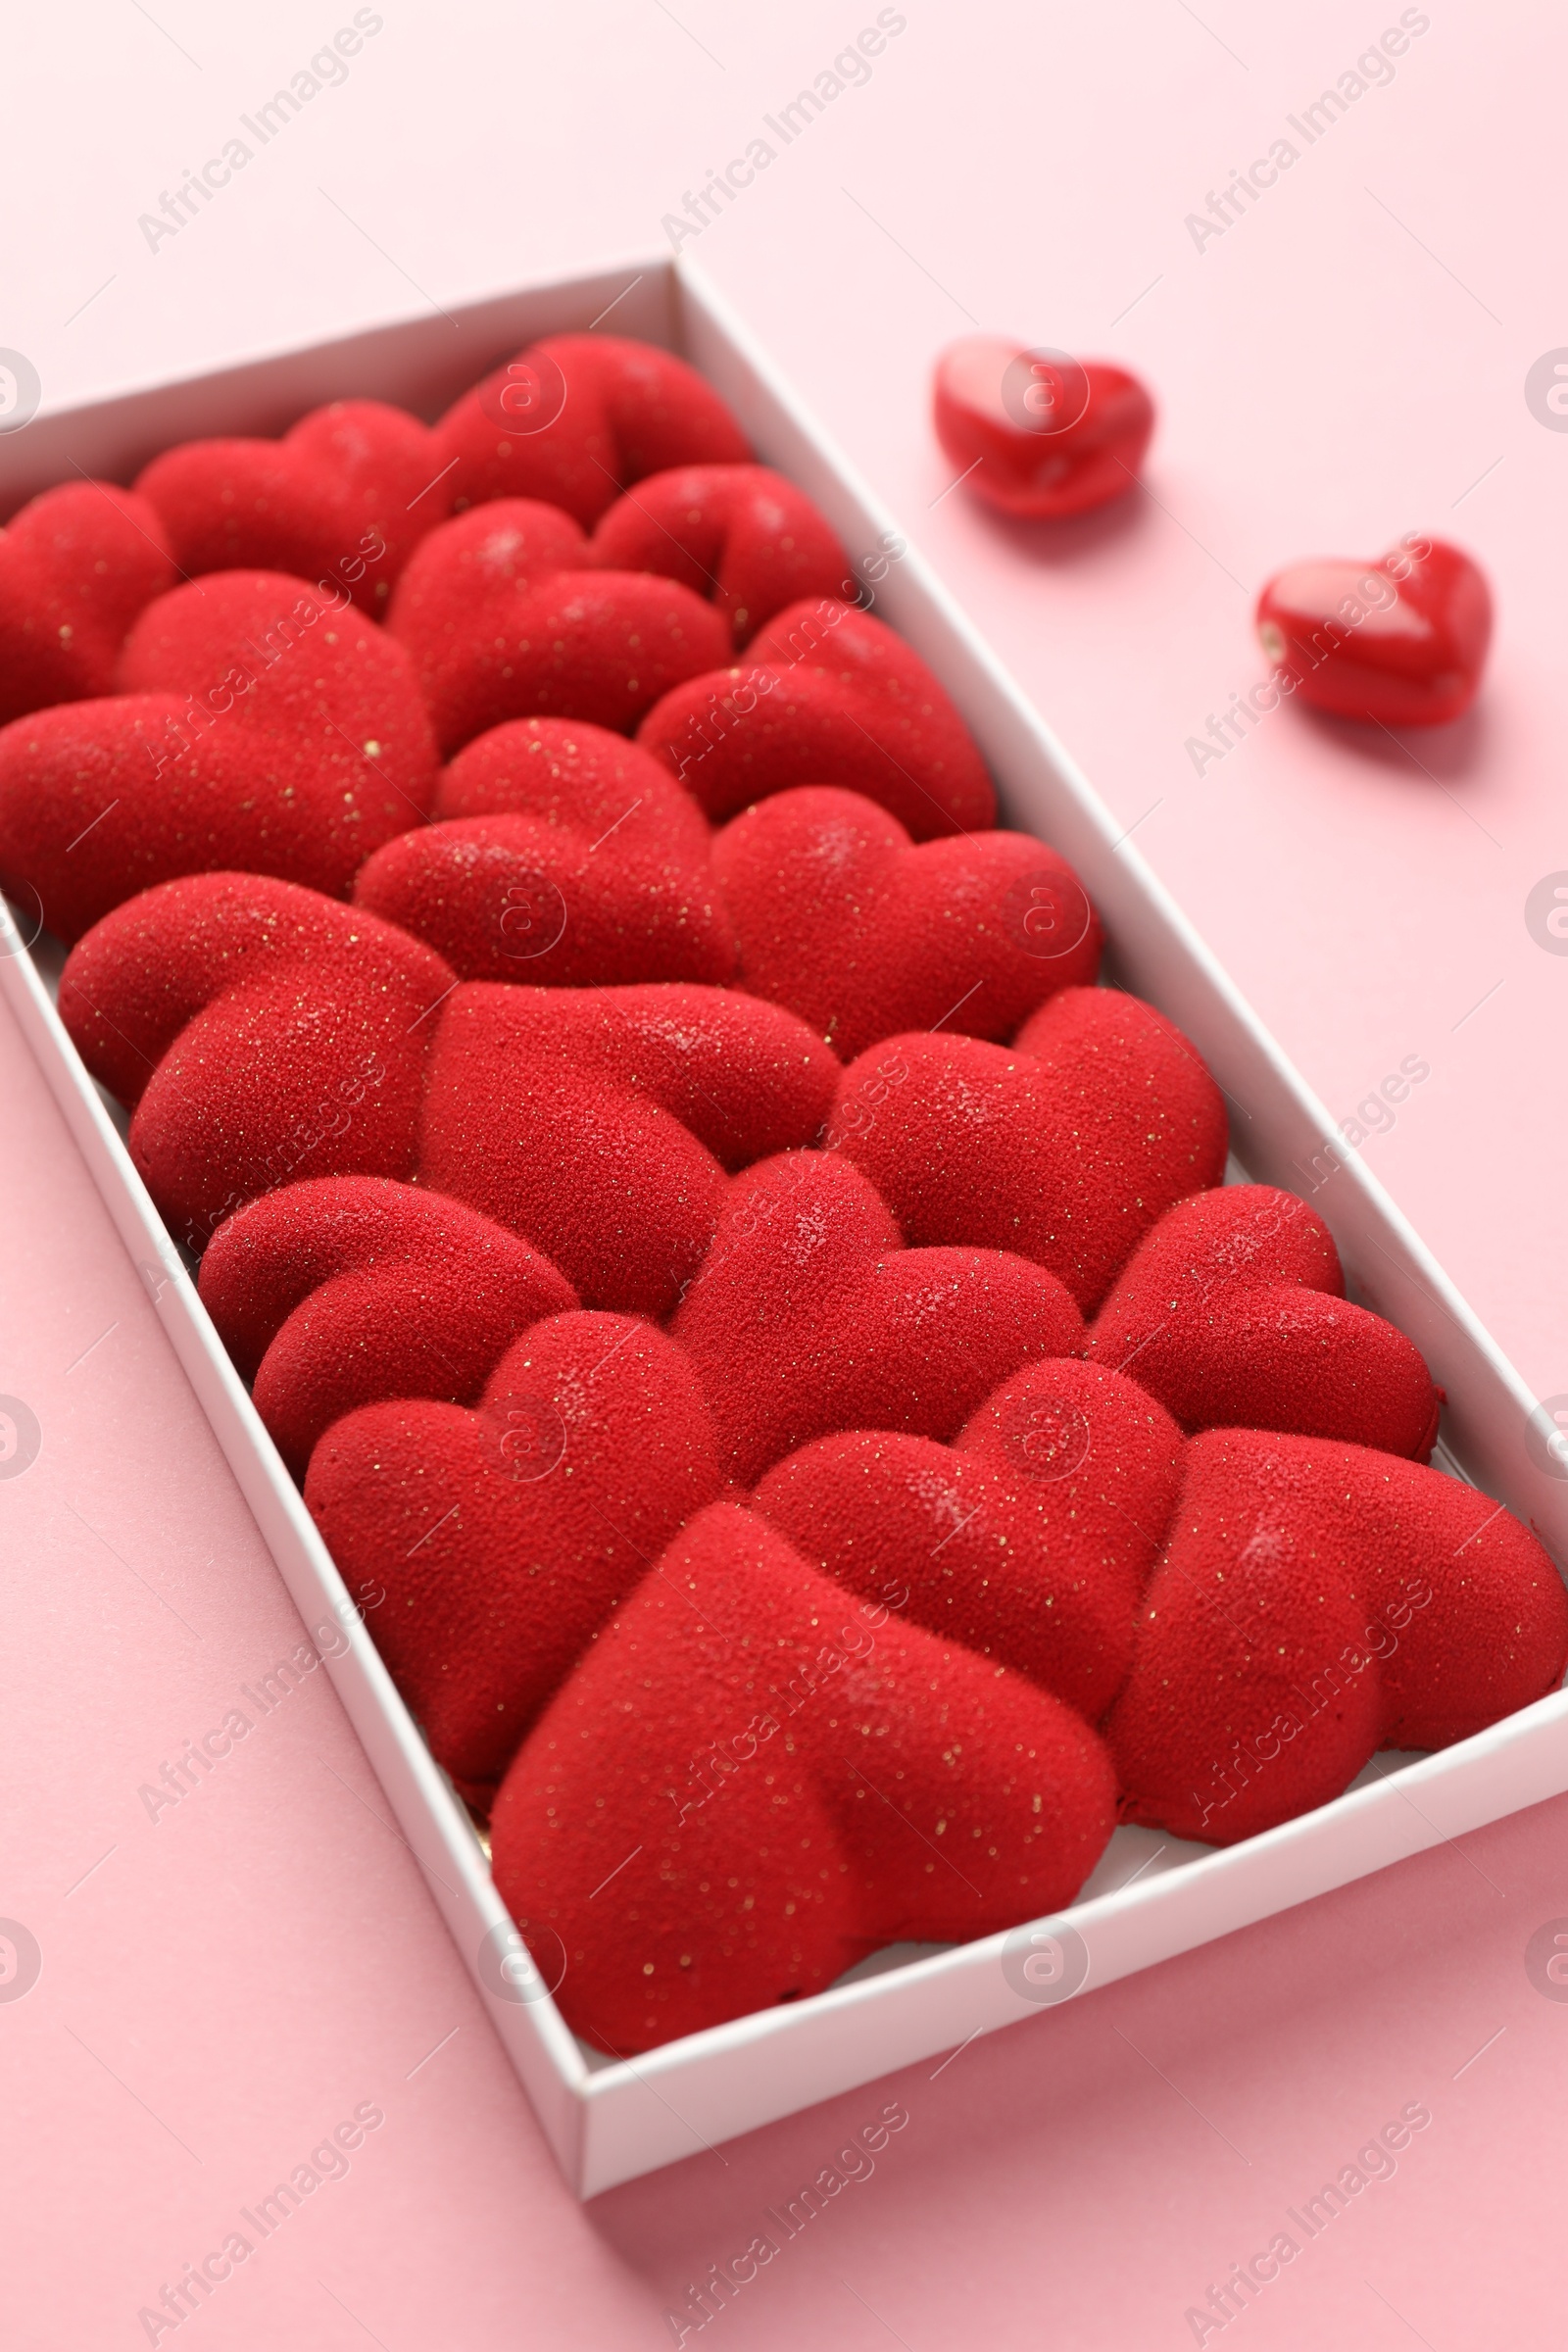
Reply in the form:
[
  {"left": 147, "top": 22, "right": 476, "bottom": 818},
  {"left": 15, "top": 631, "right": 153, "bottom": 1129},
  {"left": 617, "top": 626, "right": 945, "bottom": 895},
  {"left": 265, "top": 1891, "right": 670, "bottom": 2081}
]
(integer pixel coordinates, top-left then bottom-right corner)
[{"left": 3, "top": 2, "right": 1565, "bottom": 2342}]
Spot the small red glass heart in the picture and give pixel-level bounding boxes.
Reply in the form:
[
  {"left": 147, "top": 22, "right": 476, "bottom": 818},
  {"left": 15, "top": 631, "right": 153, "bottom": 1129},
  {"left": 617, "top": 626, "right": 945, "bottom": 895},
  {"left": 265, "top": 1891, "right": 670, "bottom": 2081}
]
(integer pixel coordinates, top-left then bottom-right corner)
[
  {"left": 932, "top": 335, "right": 1155, "bottom": 518},
  {"left": 1255, "top": 534, "right": 1492, "bottom": 727}
]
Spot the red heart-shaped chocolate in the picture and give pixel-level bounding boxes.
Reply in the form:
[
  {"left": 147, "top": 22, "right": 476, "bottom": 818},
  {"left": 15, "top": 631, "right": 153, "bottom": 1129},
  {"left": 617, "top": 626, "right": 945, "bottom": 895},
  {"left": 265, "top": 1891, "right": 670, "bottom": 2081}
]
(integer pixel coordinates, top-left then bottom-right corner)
[
  {"left": 417, "top": 982, "right": 836, "bottom": 1313},
  {"left": 669, "top": 1150, "right": 1086, "bottom": 1485},
  {"left": 60, "top": 875, "right": 453, "bottom": 1253},
  {"left": 932, "top": 337, "right": 1155, "bottom": 519},
  {"left": 1091, "top": 1184, "right": 1442, "bottom": 1457},
  {"left": 830, "top": 989, "right": 1228, "bottom": 1312},
  {"left": 590, "top": 464, "right": 848, "bottom": 644},
  {"left": 435, "top": 332, "right": 751, "bottom": 527},
  {"left": 489, "top": 1499, "right": 1115, "bottom": 2051},
  {"left": 306, "top": 1313, "right": 722, "bottom": 1803},
  {"left": 755, "top": 1359, "right": 1186, "bottom": 1722},
  {"left": 0, "top": 480, "right": 175, "bottom": 727},
  {"left": 1255, "top": 536, "right": 1492, "bottom": 726},
  {"left": 1107, "top": 1427, "right": 1568, "bottom": 1844},
  {"left": 386, "top": 499, "right": 731, "bottom": 752},
  {"left": 198, "top": 1176, "right": 577, "bottom": 1474},
  {"left": 62, "top": 874, "right": 836, "bottom": 1305},
  {"left": 353, "top": 716, "right": 737, "bottom": 986},
  {"left": 134, "top": 399, "right": 447, "bottom": 611},
  {"left": 0, "top": 571, "right": 439, "bottom": 942},
  {"left": 636, "top": 598, "right": 997, "bottom": 838},
  {"left": 711, "top": 784, "right": 1101, "bottom": 1055}
]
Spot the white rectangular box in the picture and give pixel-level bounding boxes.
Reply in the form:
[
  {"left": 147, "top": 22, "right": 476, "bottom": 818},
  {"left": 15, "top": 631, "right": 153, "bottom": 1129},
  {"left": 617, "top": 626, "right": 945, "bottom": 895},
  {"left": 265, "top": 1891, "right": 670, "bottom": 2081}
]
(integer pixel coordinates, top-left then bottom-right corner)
[{"left": 4, "top": 254, "right": 1566, "bottom": 2197}]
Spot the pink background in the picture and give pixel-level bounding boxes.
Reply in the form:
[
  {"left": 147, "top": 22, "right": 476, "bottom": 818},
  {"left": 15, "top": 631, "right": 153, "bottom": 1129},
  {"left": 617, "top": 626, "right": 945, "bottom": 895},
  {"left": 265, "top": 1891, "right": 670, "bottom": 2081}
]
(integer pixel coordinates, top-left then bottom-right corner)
[{"left": 5, "top": 3, "right": 1567, "bottom": 2343}]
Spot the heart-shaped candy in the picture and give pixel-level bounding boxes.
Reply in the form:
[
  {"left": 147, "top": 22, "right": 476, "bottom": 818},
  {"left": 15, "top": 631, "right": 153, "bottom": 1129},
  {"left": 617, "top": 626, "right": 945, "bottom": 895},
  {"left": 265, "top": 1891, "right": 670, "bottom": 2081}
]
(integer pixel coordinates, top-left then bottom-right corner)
[
  {"left": 1255, "top": 535, "right": 1492, "bottom": 726},
  {"left": 0, "top": 570, "right": 439, "bottom": 942},
  {"left": 306, "top": 1313, "right": 722, "bottom": 1802},
  {"left": 711, "top": 784, "right": 1102, "bottom": 1055},
  {"left": 636, "top": 598, "right": 997, "bottom": 838},
  {"left": 353, "top": 716, "right": 737, "bottom": 986},
  {"left": 754, "top": 1360, "right": 1186, "bottom": 1722},
  {"left": 1091, "top": 1184, "right": 1442, "bottom": 1457},
  {"left": 60, "top": 875, "right": 453, "bottom": 1253},
  {"left": 489, "top": 1499, "right": 1115, "bottom": 2051},
  {"left": 134, "top": 399, "right": 447, "bottom": 611},
  {"left": 932, "top": 337, "right": 1155, "bottom": 519},
  {"left": 669, "top": 1150, "right": 1086, "bottom": 1485},
  {"left": 418, "top": 983, "right": 836, "bottom": 1314},
  {"left": 63, "top": 873, "right": 836, "bottom": 1306},
  {"left": 1107, "top": 1428, "right": 1568, "bottom": 1843},
  {"left": 830, "top": 988, "right": 1228, "bottom": 1312},
  {"left": 198, "top": 1176, "right": 577, "bottom": 1474},
  {"left": 434, "top": 332, "right": 751, "bottom": 527},
  {"left": 0, "top": 480, "right": 175, "bottom": 727},
  {"left": 590, "top": 465, "right": 849, "bottom": 644},
  {"left": 386, "top": 499, "right": 731, "bottom": 753}
]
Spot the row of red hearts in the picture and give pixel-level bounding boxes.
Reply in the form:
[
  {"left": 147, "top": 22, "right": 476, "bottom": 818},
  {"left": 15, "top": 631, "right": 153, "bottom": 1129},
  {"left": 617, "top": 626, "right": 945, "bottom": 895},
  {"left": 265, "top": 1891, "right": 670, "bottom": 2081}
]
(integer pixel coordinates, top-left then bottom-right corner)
[
  {"left": 55, "top": 853, "right": 1566, "bottom": 1856},
  {"left": 0, "top": 327, "right": 1490, "bottom": 774}
]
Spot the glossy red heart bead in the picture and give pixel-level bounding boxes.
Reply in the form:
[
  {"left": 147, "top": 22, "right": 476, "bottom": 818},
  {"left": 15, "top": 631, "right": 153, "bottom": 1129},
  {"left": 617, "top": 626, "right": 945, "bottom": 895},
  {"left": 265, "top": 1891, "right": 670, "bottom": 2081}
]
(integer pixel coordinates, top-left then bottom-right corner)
[
  {"left": 932, "top": 336, "right": 1155, "bottom": 519},
  {"left": 1254, "top": 535, "right": 1492, "bottom": 727}
]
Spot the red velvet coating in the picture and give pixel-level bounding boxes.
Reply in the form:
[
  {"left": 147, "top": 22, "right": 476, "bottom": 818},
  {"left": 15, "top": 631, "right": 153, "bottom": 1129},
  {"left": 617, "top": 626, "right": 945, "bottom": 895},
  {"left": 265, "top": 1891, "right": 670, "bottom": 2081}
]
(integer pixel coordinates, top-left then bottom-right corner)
[
  {"left": 489, "top": 1500, "right": 1117, "bottom": 2051},
  {"left": 198, "top": 1176, "right": 577, "bottom": 1474},
  {"left": 831, "top": 990, "right": 1229, "bottom": 1313},
  {"left": 1107, "top": 1428, "right": 1568, "bottom": 1843},
  {"left": 435, "top": 332, "right": 751, "bottom": 527},
  {"left": 1091, "top": 1184, "right": 1442, "bottom": 1456},
  {"left": 712, "top": 784, "right": 1102, "bottom": 1054},
  {"left": 590, "top": 465, "right": 848, "bottom": 644},
  {"left": 670, "top": 1150, "right": 1087, "bottom": 1484},
  {"left": 59, "top": 874, "right": 452, "bottom": 1254},
  {"left": 0, "top": 569, "right": 437, "bottom": 941},
  {"left": 0, "top": 480, "right": 174, "bottom": 727},
  {"left": 636, "top": 598, "right": 997, "bottom": 838},
  {"left": 417, "top": 984, "right": 838, "bottom": 1314},
  {"left": 354, "top": 716, "right": 736, "bottom": 986},
  {"left": 306, "top": 1313, "right": 723, "bottom": 1802},
  {"left": 61, "top": 871, "right": 832, "bottom": 1305},
  {"left": 755, "top": 1362, "right": 1186, "bottom": 1722},
  {"left": 386, "top": 499, "right": 731, "bottom": 752},
  {"left": 134, "top": 399, "right": 445, "bottom": 611}
]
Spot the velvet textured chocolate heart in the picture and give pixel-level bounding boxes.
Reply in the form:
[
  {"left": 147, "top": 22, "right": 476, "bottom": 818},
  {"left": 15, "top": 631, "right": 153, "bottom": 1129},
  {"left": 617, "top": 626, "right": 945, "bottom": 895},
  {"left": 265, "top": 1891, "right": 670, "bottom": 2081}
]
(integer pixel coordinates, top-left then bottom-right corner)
[
  {"left": 416, "top": 982, "right": 836, "bottom": 1313},
  {"left": 0, "top": 479, "right": 175, "bottom": 727},
  {"left": 198, "top": 1175, "right": 577, "bottom": 1473},
  {"left": 1090, "top": 1183, "right": 1442, "bottom": 1457},
  {"left": 386, "top": 498, "right": 732, "bottom": 752},
  {"left": 670, "top": 1149, "right": 1088, "bottom": 1484},
  {"left": 435, "top": 332, "right": 752, "bottom": 527},
  {"left": 1107, "top": 1427, "right": 1568, "bottom": 1843},
  {"left": 61, "top": 875, "right": 835, "bottom": 1305},
  {"left": 755, "top": 1359, "right": 1186, "bottom": 1722},
  {"left": 0, "top": 569, "right": 439, "bottom": 942},
  {"left": 488, "top": 1499, "right": 1117, "bottom": 2051},
  {"left": 306, "top": 1313, "right": 723, "bottom": 1803},
  {"left": 353, "top": 715, "right": 736, "bottom": 986},
  {"left": 135, "top": 398, "right": 447, "bottom": 610},
  {"left": 712, "top": 783, "right": 1102, "bottom": 1055},
  {"left": 636, "top": 598, "right": 997, "bottom": 838},
  {"left": 590, "top": 464, "right": 848, "bottom": 644},
  {"left": 830, "top": 988, "right": 1229, "bottom": 1312}
]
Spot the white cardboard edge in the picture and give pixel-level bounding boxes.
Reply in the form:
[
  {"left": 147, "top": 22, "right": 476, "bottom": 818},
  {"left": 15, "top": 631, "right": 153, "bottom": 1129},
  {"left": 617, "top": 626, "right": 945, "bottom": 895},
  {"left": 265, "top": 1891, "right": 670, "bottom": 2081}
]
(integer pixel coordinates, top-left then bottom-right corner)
[{"left": 2, "top": 253, "right": 1565, "bottom": 2202}]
